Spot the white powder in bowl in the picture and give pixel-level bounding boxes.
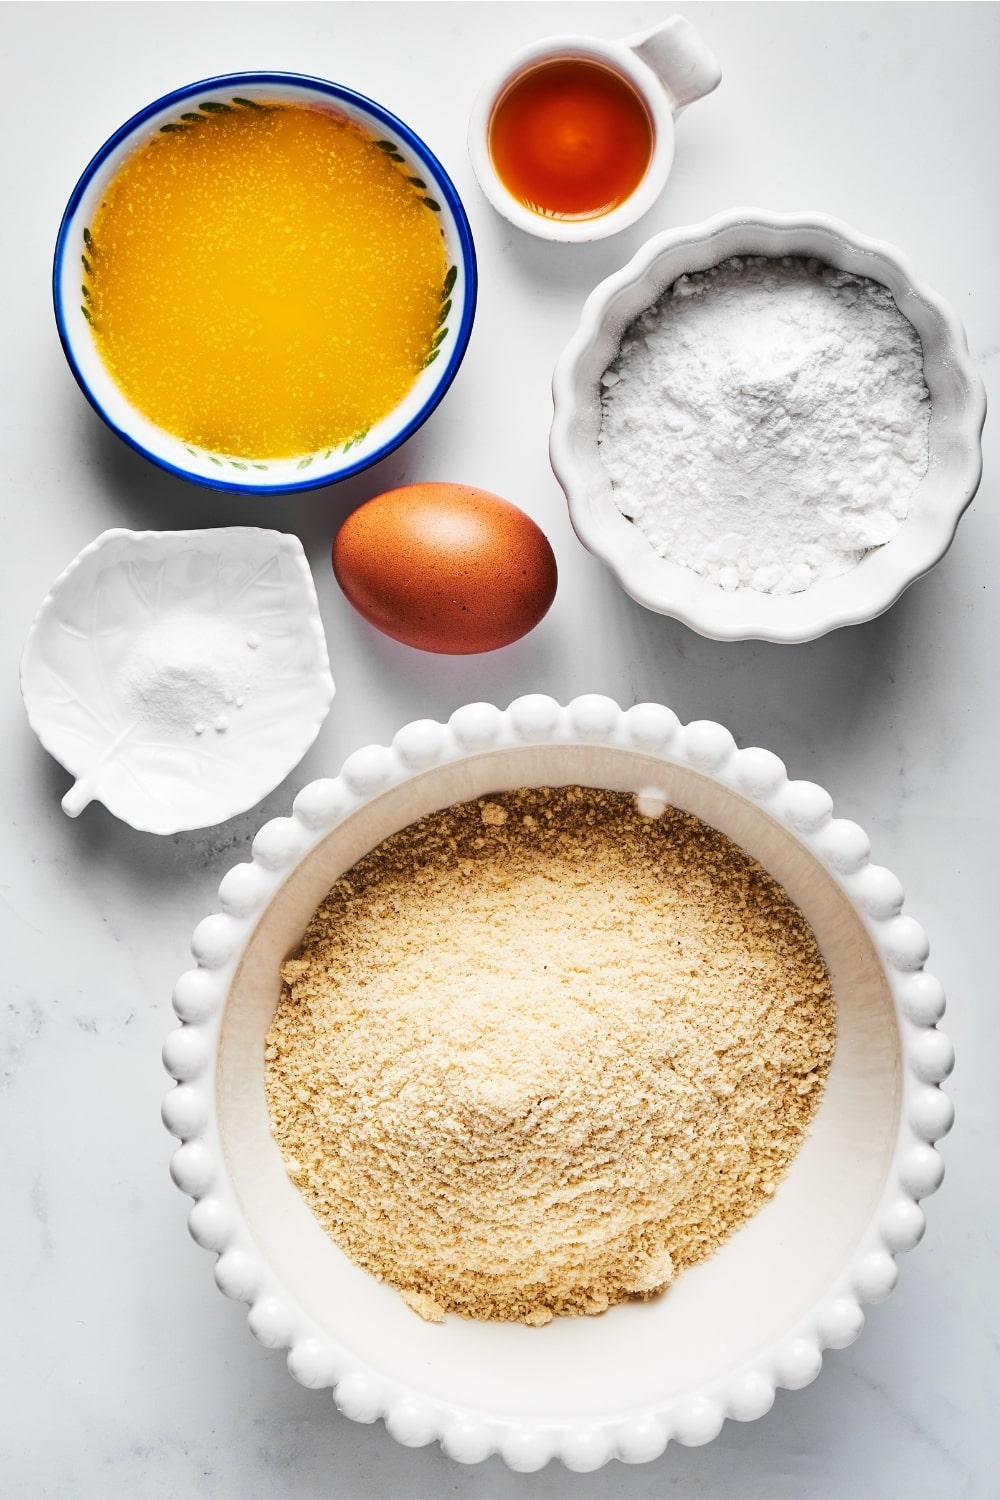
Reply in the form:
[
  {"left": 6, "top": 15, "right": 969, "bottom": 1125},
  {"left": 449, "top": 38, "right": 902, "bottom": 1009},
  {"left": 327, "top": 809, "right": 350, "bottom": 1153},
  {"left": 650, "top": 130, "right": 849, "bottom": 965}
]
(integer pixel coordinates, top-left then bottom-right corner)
[
  {"left": 598, "top": 255, "right": 931, "bottom": 595},
  {"left": 120, "top": 611, "right": 260, "bottom": 736}
]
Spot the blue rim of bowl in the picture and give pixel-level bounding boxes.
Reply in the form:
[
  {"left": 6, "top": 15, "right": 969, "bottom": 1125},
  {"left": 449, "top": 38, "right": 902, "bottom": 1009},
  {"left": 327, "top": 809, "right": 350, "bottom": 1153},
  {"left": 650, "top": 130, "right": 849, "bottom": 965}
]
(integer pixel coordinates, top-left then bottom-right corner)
[{"left": 52, "top": 71, "right": 478, "bottom": 496}]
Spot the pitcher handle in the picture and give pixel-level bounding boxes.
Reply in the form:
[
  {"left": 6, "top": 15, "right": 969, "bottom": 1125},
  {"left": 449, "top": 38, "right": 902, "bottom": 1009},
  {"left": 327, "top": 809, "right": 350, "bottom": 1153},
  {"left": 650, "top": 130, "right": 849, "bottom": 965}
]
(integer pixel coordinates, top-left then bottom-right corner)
[{"left": 622, "top": 15, "right": 722, "bottom": 115}]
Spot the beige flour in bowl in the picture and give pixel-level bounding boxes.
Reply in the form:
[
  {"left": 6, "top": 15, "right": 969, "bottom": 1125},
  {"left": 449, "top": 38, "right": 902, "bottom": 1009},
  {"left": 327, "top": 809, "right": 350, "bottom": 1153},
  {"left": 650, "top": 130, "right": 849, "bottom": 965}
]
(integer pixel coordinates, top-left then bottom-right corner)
[{"left": 264, "top": 787, "right": 835, "bottom": 1326}]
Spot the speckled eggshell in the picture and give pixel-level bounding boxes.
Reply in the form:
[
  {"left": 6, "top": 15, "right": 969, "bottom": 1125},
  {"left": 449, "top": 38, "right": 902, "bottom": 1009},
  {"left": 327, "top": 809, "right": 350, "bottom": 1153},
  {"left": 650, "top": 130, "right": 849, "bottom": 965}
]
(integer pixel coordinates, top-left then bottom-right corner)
[{"left": 332, "top": 483, "right": 558, "bottom": 654}]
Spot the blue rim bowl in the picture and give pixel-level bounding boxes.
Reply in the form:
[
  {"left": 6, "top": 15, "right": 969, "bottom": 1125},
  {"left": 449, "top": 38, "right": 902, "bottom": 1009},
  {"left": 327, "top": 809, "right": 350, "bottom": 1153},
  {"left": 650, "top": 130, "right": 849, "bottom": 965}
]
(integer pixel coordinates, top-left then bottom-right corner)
[{"left": 53, "top": 72, "right": 478, "bottom": 495}]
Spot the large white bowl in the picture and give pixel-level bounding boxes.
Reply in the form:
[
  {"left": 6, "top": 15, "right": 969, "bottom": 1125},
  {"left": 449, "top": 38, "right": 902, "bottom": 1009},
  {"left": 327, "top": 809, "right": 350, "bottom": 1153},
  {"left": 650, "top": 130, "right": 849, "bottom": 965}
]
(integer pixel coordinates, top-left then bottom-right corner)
[
  {"left": 550, "top": 210, "right": 986, "bottom": 642},
  {"left": 53, "top": 72, "right": 477, "bottom": 495},
  {"left": 163, "top": 695, "right": 952, "bottom": 1470}
]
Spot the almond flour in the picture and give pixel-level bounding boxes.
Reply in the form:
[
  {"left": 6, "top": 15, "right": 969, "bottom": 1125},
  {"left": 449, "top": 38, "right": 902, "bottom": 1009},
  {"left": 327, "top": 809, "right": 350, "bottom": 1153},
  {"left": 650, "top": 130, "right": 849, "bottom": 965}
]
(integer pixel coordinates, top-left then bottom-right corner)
[{"left": 264, "top": 787, "right": 835, "bottom": 1326}]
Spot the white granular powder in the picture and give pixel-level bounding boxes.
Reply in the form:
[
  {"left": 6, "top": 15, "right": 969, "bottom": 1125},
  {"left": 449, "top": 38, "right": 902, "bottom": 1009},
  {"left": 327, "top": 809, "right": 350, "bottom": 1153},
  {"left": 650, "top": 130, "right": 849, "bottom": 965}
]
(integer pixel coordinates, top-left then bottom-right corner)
[
  {"left": 598, "top": 255, "right": 931, "bottom": 594},
  {"left": 120, "top": 611, "right": 259, "bottom": 736}
]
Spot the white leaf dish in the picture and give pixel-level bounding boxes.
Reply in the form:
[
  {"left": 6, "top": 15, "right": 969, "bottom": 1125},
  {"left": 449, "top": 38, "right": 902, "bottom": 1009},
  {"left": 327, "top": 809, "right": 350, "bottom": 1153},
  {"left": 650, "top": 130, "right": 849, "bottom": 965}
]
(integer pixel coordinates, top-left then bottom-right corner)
[
  {"left": 163, "top": 695, "right": 952, "bottom": 1470},
  {"left": 20, "top": 527, "right": 335, "bottom": 834}
]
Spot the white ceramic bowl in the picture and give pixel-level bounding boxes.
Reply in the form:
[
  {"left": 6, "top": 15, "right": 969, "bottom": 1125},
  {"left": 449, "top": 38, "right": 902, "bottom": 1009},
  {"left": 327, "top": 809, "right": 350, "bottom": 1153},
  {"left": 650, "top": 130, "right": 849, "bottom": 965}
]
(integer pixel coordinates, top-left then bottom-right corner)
[
  {"left": 163, "top": 694, "right": 952, "bottom": 1470},
  {"left": 20, "top": 527, "right": 334, "bottom": 833},
  {"left": 550, "top": 209, "right": 986, "bottom": 642},
  {"left": 53, "top": 72, "right": 477, "bottom": 495}
]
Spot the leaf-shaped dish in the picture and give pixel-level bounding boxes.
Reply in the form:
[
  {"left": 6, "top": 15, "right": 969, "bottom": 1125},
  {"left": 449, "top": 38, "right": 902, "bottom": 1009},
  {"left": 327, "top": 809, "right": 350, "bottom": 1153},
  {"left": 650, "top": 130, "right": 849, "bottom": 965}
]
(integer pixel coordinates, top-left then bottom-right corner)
[{"left": 20, "top": 527, "right": 335, "bottom": 833}]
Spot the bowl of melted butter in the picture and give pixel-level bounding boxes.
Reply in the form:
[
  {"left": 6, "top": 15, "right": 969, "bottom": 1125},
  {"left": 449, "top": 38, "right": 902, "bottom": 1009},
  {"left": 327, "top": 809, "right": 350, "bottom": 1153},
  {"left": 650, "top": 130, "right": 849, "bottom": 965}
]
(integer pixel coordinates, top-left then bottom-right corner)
[{"left": 54, "top": 72, "right": 477, "bottom": 493}]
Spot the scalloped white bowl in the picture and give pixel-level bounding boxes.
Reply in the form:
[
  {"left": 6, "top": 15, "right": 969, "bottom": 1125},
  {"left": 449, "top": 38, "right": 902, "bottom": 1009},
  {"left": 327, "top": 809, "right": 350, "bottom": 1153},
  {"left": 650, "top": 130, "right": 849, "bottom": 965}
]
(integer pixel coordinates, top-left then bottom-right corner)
[
  {"left": 550, "top": 209, "right": 987, "bottom": 642},
  {"left": 163, "top": 695, "right": 952, "bottom": 1470},
  {"left": 20, "top": 527, "right": 334, "bottom": 833}
]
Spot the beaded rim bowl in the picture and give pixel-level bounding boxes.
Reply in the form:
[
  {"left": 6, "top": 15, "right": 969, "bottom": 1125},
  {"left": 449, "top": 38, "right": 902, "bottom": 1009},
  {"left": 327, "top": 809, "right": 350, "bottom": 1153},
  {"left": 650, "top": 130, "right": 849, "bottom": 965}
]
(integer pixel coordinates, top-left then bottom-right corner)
[
  {"left": 53, "top": 72, "right": 477, "bottom": 495},
  {"left": 550, "top": 208, "right": 987, "bottom": 642},
  {"left": 163, "top": 695, "right": 952, "bottom": 1471}
]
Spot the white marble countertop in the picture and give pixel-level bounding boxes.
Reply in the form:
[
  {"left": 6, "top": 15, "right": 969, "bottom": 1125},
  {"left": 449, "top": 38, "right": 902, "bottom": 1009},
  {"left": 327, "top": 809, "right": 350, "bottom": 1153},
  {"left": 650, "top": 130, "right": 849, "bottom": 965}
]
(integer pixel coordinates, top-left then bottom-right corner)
[{"left": 2, "top": 3, "right": 997, "bottom": 1496}]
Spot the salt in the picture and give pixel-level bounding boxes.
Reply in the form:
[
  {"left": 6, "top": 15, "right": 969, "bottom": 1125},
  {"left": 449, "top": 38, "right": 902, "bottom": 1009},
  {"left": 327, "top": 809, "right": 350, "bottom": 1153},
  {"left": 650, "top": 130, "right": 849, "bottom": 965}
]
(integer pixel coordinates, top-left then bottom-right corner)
[
  {"left": 598, "top": 256, "right": 931, "bottom": 595},
  {"left": 120, "top": 611, "right": 260, "bottom": 736}
]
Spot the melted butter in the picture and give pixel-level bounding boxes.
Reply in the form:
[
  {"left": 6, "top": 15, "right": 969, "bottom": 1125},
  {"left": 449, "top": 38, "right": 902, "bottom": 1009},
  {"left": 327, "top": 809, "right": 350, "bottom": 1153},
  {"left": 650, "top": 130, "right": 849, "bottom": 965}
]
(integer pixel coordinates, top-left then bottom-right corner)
[{"left": 86, "top": 103, "right": 448, "bottom": 460}]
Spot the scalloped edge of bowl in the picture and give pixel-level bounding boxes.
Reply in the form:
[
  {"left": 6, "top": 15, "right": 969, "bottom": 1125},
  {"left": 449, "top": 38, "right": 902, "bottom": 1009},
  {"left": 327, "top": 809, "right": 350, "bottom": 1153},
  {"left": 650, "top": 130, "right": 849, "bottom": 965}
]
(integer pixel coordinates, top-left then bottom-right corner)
[
  {"left": 162, "top": 694, "right": 952, "bottom": 1470},
  {"left": 550, "top": 208, "right": 987, "bottom": 643}
]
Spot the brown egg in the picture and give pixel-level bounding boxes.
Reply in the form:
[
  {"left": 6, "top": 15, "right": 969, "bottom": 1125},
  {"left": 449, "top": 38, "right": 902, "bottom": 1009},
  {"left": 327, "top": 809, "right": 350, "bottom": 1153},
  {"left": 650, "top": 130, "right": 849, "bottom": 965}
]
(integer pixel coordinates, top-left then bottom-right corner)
[{"left": 332, "top": 483, "right": 558, "bottom": 654}]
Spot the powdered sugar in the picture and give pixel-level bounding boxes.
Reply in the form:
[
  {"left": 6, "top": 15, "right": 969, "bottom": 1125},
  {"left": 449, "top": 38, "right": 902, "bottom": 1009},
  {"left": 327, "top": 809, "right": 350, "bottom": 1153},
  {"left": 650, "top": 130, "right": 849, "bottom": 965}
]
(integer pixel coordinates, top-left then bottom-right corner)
[{"left": 598, "top": 256, "right": 931, "bottom": 594}]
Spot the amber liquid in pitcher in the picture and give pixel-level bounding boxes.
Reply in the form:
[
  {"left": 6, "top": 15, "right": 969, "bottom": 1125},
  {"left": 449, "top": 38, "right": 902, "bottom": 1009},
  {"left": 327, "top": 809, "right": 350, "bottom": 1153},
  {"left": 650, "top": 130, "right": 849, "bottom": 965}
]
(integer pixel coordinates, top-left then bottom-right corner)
[{"left": 488, "top": 57, "right": 653, "bottom": 221}]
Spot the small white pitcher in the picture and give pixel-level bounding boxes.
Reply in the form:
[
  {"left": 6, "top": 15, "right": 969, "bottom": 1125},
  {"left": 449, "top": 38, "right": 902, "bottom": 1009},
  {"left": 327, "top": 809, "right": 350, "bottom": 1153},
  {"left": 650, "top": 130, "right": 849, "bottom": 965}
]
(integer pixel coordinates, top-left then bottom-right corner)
[{"left": 468, "top": 15, "right": 722, "bottom": 242}]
